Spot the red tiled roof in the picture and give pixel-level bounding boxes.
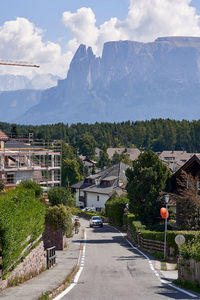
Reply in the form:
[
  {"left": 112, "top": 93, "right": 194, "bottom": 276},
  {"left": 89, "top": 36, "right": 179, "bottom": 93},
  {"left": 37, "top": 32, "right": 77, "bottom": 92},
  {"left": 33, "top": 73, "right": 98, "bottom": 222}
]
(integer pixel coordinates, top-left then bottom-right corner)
[{"left": 0, "top": 130, "right": 8, "bottom": 140}]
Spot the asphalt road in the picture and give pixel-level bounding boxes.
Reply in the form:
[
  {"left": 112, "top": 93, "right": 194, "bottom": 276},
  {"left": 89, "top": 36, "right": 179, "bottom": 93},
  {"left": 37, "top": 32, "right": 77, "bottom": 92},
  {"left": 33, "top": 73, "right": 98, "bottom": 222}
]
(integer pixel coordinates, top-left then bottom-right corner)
[{"left": 61, "top": 221, "right": 197, "bottom": 300}]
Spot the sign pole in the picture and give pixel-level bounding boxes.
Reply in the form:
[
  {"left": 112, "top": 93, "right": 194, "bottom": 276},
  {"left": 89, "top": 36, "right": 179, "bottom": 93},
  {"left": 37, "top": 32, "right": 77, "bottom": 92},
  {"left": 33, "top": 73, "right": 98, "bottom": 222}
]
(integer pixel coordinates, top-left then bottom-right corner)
[{"left": 164, "top": 194, "right": 169, "bottom": 260}]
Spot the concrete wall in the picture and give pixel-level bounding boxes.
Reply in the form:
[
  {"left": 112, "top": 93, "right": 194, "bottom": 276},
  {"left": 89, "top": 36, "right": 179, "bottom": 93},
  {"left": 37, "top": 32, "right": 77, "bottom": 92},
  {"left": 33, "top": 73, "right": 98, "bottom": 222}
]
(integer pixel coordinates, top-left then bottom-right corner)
[
  {"left": 75, "top": 189, "right": 82, "bottom": 207},
  {"left": 178, "top": 258, "right": 200, "bottom": 286},
  {"left": 0, "top": 241, "right": 46, "bottom": 291},
  {"left": 15, "top": 171, "right": 34, "bottom": 184},
  {"left": 87, "top": 192, "right": 109, "bottom": 209},
  {"left": 75, "top": 189, "right": 110, "bottom": 210}
]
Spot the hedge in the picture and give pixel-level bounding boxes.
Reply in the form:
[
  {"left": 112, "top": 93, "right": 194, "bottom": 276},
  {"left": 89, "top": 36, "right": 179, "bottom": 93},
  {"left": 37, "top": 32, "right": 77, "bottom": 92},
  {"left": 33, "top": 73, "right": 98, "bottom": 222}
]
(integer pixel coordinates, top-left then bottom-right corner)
[
  {"left": 105, "top": 196, "right": 128, "bottom": 227},
  {"left": 180, "top": 236, "right": 200, "bottom": 262},
  {"left": 127, "top": 214, "right": 136, "bottom": 226},
  {"left": 0, "top": 186, "right": 46, "bottom": 273},
  {"left": 139, "top": 229, "right": 199, "bottom": 256},
  {"left": 72, "top": 208, "right": 108, "bottom": 222},
  {"left": 19, "top": 180, "right": 43, "bottom": 199},
  {"left": 47, "top": 187, "right": 75, "bottom": 207},
  {"left": 124, "top": 216, "right": 200, "bottom": 257},
  {"left": 45, "top": 205, "right": 72, "bottom": 234},
  {"left": 130, "top": 220, "right": 146, "bottom": 232}
]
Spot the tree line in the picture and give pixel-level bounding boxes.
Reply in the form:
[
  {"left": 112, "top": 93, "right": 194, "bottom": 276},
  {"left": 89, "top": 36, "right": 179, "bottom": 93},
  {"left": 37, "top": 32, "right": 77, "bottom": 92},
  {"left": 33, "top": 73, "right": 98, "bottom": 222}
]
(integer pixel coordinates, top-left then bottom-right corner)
[{"left": 1, "top": 118, "right": 200, "bottom": 152}]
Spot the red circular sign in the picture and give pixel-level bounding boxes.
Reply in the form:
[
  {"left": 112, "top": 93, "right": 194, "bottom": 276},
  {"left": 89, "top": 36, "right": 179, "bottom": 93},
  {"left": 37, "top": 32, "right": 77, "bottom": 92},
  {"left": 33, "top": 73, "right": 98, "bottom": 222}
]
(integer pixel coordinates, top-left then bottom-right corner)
[{"left": 160, "top": 207, "right": 169, "bottom": 219}]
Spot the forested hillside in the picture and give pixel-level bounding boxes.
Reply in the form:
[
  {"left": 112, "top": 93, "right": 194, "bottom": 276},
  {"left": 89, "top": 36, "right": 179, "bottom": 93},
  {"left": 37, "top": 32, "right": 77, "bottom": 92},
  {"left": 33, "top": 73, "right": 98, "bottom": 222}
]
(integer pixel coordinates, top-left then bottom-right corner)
[{"left": 1, "top": 118, "right": 200, "bottom": 153}]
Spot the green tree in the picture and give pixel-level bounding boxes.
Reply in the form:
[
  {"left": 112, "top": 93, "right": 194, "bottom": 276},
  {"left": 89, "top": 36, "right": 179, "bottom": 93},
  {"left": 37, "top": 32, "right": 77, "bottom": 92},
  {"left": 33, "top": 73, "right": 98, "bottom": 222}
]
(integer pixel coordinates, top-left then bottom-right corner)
[
  {"left": 112, "top": 152, "right": 132, "bottom": 166},
  {"left": 45, "top": 204, "right": 72, "bottom": 234},
  {"left": 62, "top": 158, "right": 82, "bottom": 187},
  {"left": 105, "top": 194, "right": 129, "bottom": 227},
  {"left": 48, "top": 187, "right": 75, "bottom": 207},
  {"left": 98, "top": 149, "right": 111, "bottom": 169},
  {"left": 175, "top": 171, "right": 200, "bottom": 230},
  {"left": 78, "top": 133, "right": 96, "bottom": 159},
  {"left": 120, "top": 153, "right": 132, "bottom": 166},
  {"left": 11, "top": 124, "right": 18, "bottom": 138},
  {"left": 112, "top": 152, "right": 122, "bottom": 165},
  {"left": 62, "top": 142, "right": 76, "bottom": 160},
  {"left": 126, "top": 151, "right": 170, "bottom": 224}
]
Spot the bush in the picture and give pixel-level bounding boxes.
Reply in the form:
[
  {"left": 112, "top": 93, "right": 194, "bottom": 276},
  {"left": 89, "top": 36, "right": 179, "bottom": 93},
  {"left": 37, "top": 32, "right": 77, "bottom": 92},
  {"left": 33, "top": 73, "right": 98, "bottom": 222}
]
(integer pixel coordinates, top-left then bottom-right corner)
[
  {"left": 146, "top": 223, "right": 173, "bottom": 232},
  {"left": 123, "top": 213, "right": 128, "bottom": 227},
  {"left": 45, "top": 205, "right": 72, "bottom": 234},
  {"left": 105, "top": 195, "right": 129, "bottom": 227},
  {"left": 180, "top": 235, "right": 200, "bottom": 262},
  {"left": 127, "top": 213, "right": 136, "bottom": 226},
  {"left": 48, "top": 187, "right": 75, "bottom": 207},
  {"left": 0, "top": 186, "right": 45, "bottom": 273},
  {"left": 19, "top": 180, "right": 43, "bottom": 199},
  {"left": 131, "top": 221, "right": 146, "bottom": 232}
]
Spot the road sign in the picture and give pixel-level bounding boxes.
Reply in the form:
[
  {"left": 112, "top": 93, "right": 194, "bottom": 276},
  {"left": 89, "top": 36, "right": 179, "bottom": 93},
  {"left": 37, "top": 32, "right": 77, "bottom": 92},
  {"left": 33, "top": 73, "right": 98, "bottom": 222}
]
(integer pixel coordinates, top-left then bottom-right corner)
[{"left": 175, "top": 234, "right": 185, "bottom": 246}]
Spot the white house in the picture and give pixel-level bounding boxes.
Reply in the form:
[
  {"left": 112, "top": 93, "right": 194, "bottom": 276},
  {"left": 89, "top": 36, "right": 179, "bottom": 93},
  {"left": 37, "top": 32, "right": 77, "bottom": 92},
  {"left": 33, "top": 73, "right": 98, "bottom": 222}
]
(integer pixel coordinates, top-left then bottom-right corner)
[{"left": 71, "top": 162, "right": 130, "bottom": 211}]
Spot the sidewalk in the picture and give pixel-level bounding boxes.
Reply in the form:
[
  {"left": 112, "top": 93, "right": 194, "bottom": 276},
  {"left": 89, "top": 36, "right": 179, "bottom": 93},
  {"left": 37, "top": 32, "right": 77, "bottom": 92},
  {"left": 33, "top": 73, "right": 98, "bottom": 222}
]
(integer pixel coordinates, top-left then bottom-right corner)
[{"left": 0, "top": 229, "right": 82, "bottom": 300}]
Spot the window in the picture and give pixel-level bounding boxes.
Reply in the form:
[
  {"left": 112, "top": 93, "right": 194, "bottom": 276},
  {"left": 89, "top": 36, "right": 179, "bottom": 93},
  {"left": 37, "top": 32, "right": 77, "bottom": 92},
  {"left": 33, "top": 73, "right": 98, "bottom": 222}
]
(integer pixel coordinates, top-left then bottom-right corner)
[
  {"left": 6, "top": 173, "right": 15, "bottom": 184},
  {"left": 97, "top": 195, "right": 99, "bottom": 201},
  {"left": 164, "top": 157, "right": 175, "bottom": 161},
  {"left": 197, "top": 181, "right": 200, "bottom": 190}
]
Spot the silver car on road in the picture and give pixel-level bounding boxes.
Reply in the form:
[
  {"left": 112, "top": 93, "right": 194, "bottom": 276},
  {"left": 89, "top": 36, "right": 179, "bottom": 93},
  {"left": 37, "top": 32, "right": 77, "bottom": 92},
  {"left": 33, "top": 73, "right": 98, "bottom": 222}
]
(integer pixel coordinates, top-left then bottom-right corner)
[{"left": 89, "top": 216, "right": 103, "bottom": 228}]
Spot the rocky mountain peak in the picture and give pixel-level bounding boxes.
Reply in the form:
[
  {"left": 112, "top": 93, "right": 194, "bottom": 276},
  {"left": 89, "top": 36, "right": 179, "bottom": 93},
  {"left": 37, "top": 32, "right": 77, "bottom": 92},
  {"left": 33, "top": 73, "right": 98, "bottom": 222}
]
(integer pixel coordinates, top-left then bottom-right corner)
[{"left": 1, "top": 37, "right": 200, "bottom": 125}]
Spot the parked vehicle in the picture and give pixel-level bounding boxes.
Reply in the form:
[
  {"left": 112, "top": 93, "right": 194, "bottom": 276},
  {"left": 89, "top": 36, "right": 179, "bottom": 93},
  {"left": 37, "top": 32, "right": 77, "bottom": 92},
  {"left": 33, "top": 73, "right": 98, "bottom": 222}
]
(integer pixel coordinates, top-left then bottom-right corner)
[
  {"left": 82, "top": 207, "right": 96, "bottom": 212},
  {"left": 89, "top": 216, "right": 103, "bottom": 228}
]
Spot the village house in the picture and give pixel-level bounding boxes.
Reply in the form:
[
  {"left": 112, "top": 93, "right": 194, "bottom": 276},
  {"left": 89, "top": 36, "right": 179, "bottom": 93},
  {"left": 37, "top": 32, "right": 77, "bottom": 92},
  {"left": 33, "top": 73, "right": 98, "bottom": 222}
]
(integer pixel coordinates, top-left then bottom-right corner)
[
  {"left": 79, "top": 155, "right": 97, "bottom": 174},
  {"left": 170, "top": 154, "right": 200, "bottom": 227},
  {"left": 157, "top": 150, "right": 199, "bottom": 173},
  {"left": 107, "top": 147, "right": 140, "bottom": 162},
  {"left": 71, "top": 162, "right": 130, "bottom": 211},
  {"left": 0, "top": 130, "right": 61, "bottom": 190}
]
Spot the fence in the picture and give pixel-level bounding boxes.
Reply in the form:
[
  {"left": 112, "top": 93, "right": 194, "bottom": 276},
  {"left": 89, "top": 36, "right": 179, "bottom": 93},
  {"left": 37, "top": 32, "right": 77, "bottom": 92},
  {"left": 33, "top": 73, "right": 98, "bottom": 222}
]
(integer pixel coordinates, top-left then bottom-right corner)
[
  {"left": 127, "top": 227, "right": 170, "bottom": 256},
  {"left": 46, "top": 246, "right": 56, "bottom": 268},
  {"left": 137, "top": 233, "right": 168, "bottom": 254}
]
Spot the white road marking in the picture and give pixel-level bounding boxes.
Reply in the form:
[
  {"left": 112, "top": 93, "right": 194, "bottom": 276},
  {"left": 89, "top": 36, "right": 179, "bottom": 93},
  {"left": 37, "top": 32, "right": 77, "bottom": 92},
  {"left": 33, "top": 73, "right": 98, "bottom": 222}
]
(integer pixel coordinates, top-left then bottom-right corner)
[
  {"left": 53, "top": 230, "right": 87, "bottom": 300},
  {"left": 113, "top": 227, "right": 197, "bottom": 299}
]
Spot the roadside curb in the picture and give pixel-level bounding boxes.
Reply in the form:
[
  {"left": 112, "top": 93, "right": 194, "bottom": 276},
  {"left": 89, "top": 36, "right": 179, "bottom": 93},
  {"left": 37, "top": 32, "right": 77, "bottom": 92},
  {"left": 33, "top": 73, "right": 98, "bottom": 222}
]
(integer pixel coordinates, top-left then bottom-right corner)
[{"left": 154, "top": 260, "right": 177, "bottom": 271}]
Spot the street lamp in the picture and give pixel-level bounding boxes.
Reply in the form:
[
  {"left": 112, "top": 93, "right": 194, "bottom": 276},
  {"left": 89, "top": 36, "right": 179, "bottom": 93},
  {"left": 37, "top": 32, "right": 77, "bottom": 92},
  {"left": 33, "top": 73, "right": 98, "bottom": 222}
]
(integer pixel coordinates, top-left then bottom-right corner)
[{"left": 164, "top": 194, "right": 169, "bottom": 260}]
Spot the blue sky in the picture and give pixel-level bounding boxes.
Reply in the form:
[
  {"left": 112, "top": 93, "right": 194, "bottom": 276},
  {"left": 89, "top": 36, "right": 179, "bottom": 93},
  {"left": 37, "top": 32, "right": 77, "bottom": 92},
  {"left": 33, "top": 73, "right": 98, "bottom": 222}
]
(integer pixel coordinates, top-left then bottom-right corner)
[
  {"left": 1, "top": 0, "right": 200, "bottom": 89},
  {"left": 1, "top": 0, "right": 129, "bottom": 49},
  {"left": 1, "top": 0, "right": 199, "bottom": 51}
]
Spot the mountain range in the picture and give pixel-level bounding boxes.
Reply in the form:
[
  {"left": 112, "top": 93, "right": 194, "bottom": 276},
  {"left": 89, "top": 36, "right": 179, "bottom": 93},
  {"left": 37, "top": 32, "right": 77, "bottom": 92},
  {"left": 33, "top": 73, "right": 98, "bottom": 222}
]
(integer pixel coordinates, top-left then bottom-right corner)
[{"left": 1, "top": 36, "right": 200, "bottom": 124}]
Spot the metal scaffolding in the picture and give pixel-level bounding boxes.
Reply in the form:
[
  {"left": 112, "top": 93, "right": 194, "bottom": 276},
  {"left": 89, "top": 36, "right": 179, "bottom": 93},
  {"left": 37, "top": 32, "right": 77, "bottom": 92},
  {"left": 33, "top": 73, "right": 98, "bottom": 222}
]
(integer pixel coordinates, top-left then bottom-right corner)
[{"left": 0, "top": 139, "right": 61, "bottom": 191}]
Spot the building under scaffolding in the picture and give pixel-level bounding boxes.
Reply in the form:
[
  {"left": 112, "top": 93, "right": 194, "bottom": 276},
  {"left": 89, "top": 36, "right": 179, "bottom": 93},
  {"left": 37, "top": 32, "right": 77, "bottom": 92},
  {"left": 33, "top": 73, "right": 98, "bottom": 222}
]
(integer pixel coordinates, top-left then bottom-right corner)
[{"left": 0, "top": 130, "right": 61, "bottom": 191}]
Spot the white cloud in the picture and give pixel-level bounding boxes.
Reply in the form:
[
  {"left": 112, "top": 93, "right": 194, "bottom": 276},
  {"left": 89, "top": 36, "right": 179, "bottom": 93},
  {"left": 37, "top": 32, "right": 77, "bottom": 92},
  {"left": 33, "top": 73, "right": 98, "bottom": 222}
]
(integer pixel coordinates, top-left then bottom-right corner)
[
  {"left": 62, "top": 0, "right": 200, "bottom": 57},
  {"left": 0, "top": 17, "right": 69, "bottom": 86},
  {"left": 1, "top": 1, "right": 200, "bottom": 89}
]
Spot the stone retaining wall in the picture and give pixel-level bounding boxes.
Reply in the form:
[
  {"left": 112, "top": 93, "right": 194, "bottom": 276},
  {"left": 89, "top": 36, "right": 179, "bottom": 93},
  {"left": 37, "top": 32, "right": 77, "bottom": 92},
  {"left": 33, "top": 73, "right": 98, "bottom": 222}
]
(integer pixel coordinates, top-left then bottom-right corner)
[
  {"left": 178, "top": 258, "right": 200, "bottom": 286},
  {"left": 0, "top": 241, "right": 46, "bottom": 291}
]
